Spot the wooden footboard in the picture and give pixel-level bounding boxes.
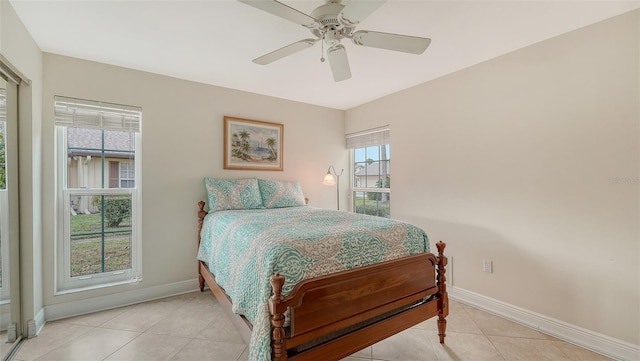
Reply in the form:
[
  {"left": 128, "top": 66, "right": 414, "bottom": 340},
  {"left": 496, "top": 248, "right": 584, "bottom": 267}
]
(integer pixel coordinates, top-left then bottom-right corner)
[
  {"left": 197, "top": 201, "right": 448, "bottom": 361},
  {"left": 269, "top": 242, "right": 448, "bottom": 360}
]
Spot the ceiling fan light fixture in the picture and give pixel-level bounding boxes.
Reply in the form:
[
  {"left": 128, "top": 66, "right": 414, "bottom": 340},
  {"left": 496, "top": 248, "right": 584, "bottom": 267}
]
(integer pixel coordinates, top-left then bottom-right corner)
[{"left": 327, "top": 44, "right": 351, "bottom": 82}]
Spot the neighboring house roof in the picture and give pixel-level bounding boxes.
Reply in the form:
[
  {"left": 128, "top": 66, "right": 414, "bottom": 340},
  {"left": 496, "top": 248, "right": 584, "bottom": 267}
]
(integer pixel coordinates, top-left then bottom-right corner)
[
  {"left": 355, "top": 162, "right": 391, "bottom": 177},
  {"left": 67, "top": 127, "right": 134, "bottom": 159}
]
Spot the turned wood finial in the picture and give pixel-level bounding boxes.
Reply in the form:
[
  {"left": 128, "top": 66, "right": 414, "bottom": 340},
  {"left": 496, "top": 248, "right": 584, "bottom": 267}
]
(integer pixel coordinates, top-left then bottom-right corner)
[
  {"left": 198, "top": 201, "right": 207, "bottom": 220},
  {"left": 436, "top": 241, "right": 446, "bottom": 258},
  {"left": 270, "top": 273, "right": 285, "bottom": 300}
]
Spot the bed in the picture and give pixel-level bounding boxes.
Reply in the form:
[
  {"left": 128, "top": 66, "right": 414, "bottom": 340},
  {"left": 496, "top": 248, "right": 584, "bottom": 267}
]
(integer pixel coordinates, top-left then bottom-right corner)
[{"left": 196, "top": 178, "right": 448, "bottom": 361}]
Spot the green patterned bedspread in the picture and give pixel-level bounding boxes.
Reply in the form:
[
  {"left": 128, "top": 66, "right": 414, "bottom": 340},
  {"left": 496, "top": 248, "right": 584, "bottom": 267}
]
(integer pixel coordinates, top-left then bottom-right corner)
[{"left": 197, "top": 206, "right": 429, "bottom": 361}]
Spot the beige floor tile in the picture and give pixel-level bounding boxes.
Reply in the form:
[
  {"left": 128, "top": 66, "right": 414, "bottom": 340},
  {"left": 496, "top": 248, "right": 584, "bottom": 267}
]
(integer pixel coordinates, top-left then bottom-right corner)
[
  {"left": 144, "top": 307, "right": 216, "bottom": 338},
  {"left": 488, "top": 335, "right": 572, "bottom": 361},
  {"left": 104, "top": 333, "right": 191, "bottom": 361},
  {"left": 372, "top": 328, "right": 438, "bottom": 361},
  {"left": 195, "top": 314, "right": 246, "bottom": 344},
  {"left": 169, "top": 339, "right": 246, "bottom": 361},
  {"left": 341, "top": 357, "right": 371, "bottom": 361},
  {"left": 54, "top": 306, "right": 130, "bottom": 327},
  {"left": 415, "top": 300, "right": 483, "bottom": 335},
  {"left": 236, "top": 346, "right": 248, "bottom": 361},
  {"left": 13, "top": 322, "right": 94, "bottom": 361},
  {"left": 465, "top": 308, "right": 549, "bottom": 339},
  {"left": 33, "top": 328, "right": 139, "bottom": 361},
  {"left": 552, "top": 340, "right": 614, "bottom": 361},
  {"left": 429, "top": 332, "right": 505, "bottom": 361},
  {"left": 100, "top": 300, "right": 178, "bottom": 332},
  {"left": 179, "top": 290, "right": 222, "bottom": 310}
]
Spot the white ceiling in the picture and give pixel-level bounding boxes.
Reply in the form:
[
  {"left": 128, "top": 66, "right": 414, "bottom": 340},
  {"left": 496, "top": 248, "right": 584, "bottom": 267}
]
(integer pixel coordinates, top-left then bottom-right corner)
[{"left": 8, "top": 0, "right": 640, "bottom": 110}]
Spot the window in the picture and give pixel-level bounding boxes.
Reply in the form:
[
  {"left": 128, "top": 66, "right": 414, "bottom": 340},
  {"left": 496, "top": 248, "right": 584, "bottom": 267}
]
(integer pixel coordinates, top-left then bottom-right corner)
[
  {"left": 119, "top": 162, "right": 135, "bottom": 188},
  {"left": 55, "top": 96, "right": 142, "bottom": 293},
  {"left": 348, "top": 127, "right": 391, "bottom": 218}
]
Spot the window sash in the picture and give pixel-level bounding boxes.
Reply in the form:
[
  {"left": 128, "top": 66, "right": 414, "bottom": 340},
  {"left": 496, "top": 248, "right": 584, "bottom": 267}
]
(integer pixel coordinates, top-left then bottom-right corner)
[
  {"left": 56, "top": 124, "right": 142, "bottom": 294},
  {"left": 62, "top": 189, "right": 136, "bottom": 284}
]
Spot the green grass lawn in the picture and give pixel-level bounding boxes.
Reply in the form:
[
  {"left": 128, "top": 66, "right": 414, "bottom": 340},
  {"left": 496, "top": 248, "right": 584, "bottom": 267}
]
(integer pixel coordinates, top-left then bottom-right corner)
[
  {"left": 70, "top": 213, "right": 131, "bottom": 234},
  {"left": 69, "top": 213, "right": 132, "bottom": 277}
]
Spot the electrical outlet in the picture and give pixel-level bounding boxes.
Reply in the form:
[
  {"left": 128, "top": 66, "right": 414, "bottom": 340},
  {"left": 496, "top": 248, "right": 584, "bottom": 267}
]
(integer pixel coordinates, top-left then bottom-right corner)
[{"left": 483, "top": 259, "right": 493, "bottom": 273}]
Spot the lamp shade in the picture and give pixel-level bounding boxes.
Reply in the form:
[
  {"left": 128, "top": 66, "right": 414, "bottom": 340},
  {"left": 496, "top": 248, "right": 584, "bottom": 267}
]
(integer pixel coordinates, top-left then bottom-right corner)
[{"left": 323, "top": 172, "right": 336, "bottom": 186}]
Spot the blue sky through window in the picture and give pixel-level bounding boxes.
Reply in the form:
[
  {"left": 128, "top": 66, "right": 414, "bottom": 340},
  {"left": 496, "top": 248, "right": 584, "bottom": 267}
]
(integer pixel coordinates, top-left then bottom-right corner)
[{"left": 354, "top": 145, "right": 390, "bottom": 163}]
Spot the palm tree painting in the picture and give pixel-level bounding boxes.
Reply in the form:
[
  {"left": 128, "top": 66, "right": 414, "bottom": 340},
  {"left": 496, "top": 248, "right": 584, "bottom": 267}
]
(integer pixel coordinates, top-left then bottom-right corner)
[{"left": 224, "top": 116, "right": 283, "bottom": 171}]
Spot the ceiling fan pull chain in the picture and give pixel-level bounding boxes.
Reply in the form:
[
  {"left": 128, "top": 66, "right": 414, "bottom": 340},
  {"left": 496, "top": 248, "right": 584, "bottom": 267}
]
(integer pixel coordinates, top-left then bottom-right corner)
[{"left": 320, "top": 31, "right": 326, "bottom": 62}]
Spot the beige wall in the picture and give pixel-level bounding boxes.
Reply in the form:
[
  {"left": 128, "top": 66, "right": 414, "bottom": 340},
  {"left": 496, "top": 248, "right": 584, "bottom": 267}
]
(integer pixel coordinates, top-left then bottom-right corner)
[
  {"left": 41, "top": 53, "right": 346, "bottom": 306},
  {"left": 346, "top": 10, "right": 639, "bottom": 345}
]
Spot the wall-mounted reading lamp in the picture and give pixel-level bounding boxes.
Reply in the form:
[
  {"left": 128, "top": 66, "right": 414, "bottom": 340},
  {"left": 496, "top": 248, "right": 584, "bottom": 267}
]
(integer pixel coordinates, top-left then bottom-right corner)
[{"left": 322, "top": 165, "right": 344, "bottom": 210}]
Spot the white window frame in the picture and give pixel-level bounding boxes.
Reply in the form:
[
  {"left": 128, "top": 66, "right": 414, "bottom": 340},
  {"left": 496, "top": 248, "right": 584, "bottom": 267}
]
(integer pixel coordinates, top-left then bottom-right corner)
[
  {"left": 347, "top": 127, "right": 391, "bottom": 217},
  {"left": 54, "top": 97, "right": 142, "bottom": 294}
]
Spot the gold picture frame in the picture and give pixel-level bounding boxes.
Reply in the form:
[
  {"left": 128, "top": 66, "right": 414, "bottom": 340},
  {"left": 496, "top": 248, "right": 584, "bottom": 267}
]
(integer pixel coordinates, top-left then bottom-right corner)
[{"left": 223, "top": 116, "right": 284, "bottom": 171}]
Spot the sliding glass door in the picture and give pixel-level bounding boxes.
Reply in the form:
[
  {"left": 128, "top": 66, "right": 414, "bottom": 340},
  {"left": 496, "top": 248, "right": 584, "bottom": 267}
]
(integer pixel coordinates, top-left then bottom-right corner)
[{"left": 0, "top": 62, "right": 22, "bottom": 358}]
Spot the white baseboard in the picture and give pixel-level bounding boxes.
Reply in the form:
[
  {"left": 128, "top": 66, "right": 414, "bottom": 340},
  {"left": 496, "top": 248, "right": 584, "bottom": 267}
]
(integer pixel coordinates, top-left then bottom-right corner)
[
  {"left": 449, "top": 286, "right": 640, "bottom": 361},
  {"left": 43, "top": 278, "right": 199, "bottom": 324}
]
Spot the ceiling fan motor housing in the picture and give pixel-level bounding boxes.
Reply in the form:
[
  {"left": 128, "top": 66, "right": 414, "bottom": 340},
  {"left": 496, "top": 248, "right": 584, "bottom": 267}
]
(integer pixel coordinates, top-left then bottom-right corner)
[{"left": 311, "top": 2, "right": 345, "bottom": 30}]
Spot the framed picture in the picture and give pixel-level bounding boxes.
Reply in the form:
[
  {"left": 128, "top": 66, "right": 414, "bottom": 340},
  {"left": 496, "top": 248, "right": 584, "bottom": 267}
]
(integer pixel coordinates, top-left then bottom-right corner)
[{"left": 224, "top": 116, "right": 284, "bottom": 171}]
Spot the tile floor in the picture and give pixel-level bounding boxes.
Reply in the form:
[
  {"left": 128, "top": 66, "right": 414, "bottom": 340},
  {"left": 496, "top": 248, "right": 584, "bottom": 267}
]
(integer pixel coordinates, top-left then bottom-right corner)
[{"left": 10, "top": 291, "right": 612, "bottom": 361}]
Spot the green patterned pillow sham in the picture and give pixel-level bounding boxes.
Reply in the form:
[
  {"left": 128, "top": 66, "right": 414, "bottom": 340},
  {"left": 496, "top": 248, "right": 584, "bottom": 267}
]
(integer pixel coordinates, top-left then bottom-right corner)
[
  {"left": 258, "top": 179, "right": 306, "bottom": 208},
  {"left": 204, "top": 178, "right": 264, "bottom": 212}
]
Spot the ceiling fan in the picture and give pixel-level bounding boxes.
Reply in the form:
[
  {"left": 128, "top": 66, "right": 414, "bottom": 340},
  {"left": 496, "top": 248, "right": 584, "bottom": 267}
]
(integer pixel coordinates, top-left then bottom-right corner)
[{"left": 238, "top": 0, "right": 431, "bottom": 82}]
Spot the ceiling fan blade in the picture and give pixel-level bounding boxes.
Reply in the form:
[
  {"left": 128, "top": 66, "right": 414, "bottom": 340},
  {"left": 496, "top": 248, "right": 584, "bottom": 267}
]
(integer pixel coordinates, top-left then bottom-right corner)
[
  {"left": 253, "top": 39, "right": 317, "bottom": 65},
  {"left": 352, "top": 30, "right": 431, "bottom": 55},
  {"left": 339, "top": 0, "right": 386, "bottom": 27},
  {"left": 327, "top": 44, "right": 351, "bottom": 82},
  {"left": 238, "top": 0, "right": 318, "bottom": 29}
]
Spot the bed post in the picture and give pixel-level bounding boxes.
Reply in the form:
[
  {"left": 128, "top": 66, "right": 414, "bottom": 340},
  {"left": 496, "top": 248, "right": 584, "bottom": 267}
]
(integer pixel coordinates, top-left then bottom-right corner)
[
  {"left": 197, "top": 201, "right": 208, "bottom": 292},
  {"left": 269, "top": 274, "right": 287, "bottom": 361},
  {"left": 436, "top": 241, "right": 448, "bottom": 343}
]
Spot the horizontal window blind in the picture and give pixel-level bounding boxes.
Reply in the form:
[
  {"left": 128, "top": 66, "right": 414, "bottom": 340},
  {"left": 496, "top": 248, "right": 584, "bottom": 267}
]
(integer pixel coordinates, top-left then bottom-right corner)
[
  {"left": 54, "top": 96, "right": 141, "bottom": 133},
  {"left": 346, "top": 126, "right": 389, "bottom": 149}
]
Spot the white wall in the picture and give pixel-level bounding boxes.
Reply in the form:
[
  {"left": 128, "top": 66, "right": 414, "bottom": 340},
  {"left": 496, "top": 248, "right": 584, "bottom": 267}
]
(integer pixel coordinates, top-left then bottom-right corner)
[
  {"left": 41, "top": 53, "right": 346, "bottom": 306},
  {"left": 0, "top": 0, "right": 44, "bottom": 336},
  {"left": 346, "top": 10, "right": 639, "bottom": 346}
]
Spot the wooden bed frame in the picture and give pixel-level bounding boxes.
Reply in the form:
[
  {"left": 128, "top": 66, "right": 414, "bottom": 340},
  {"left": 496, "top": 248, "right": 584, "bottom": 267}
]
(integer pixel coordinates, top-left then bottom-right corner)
[{"left": 197, "top": 201, "right": 448, "bottom": 360}]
